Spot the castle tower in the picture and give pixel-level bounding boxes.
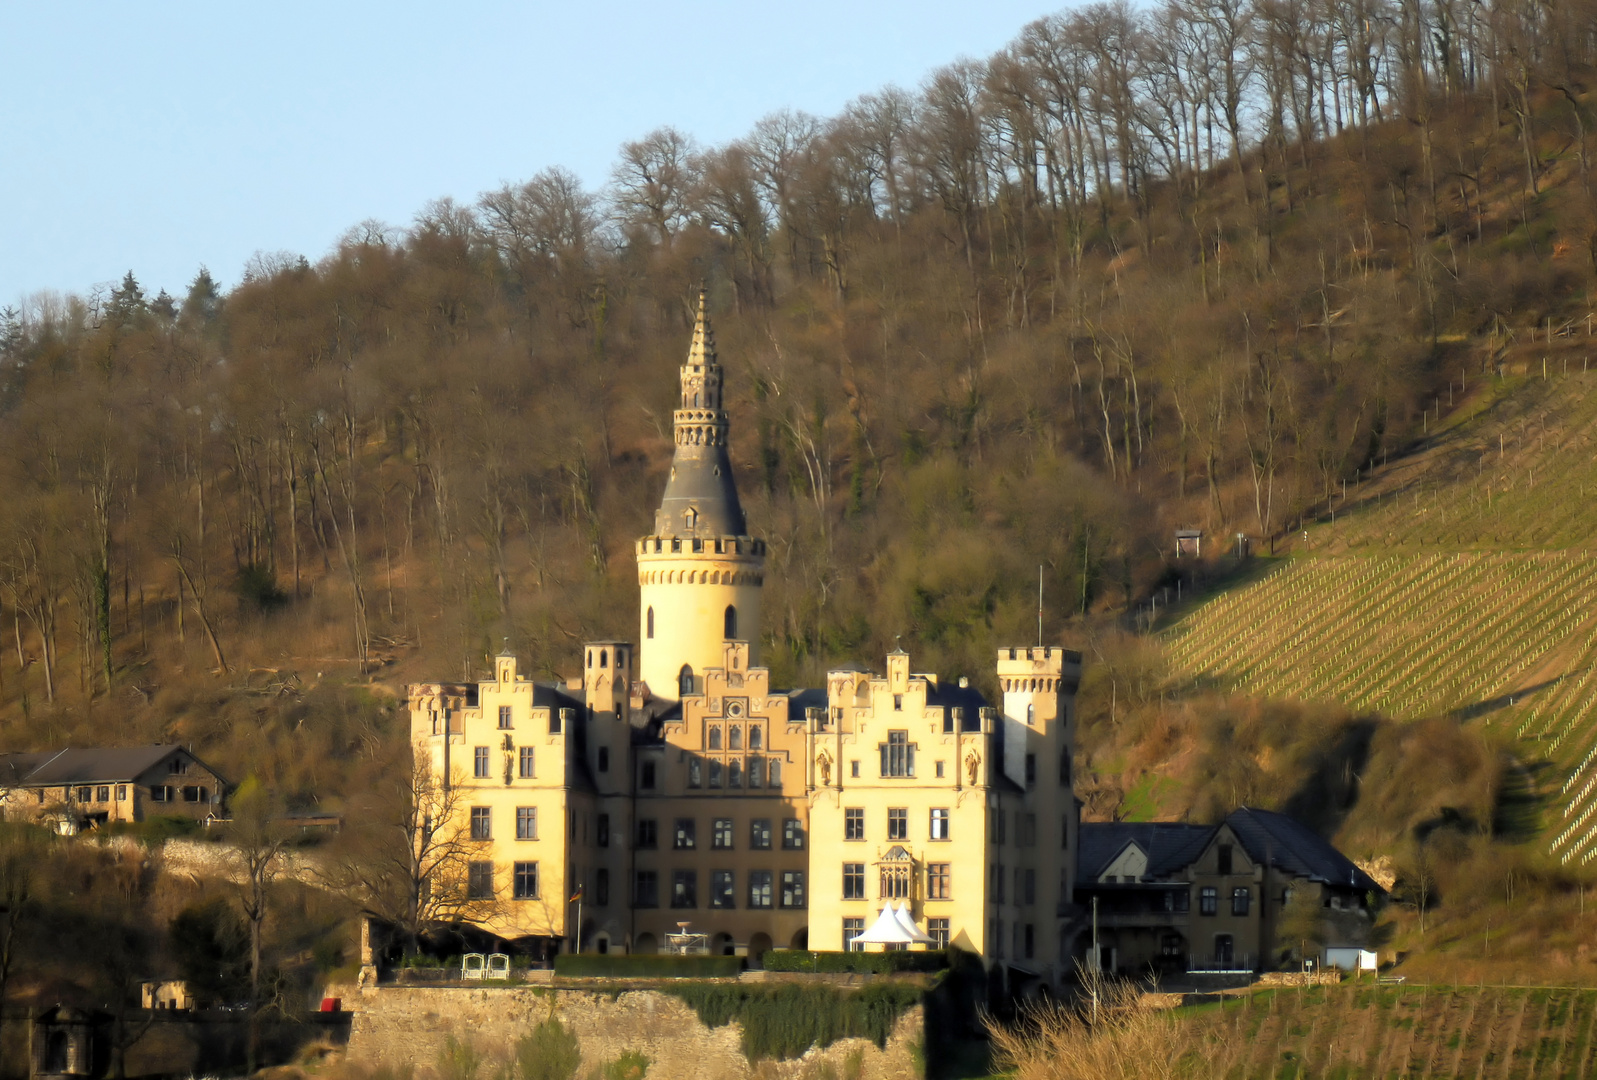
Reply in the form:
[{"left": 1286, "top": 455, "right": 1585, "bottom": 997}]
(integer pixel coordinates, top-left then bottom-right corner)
[{"left": 636, "top": 291, "right": 765, "bottom": 700}]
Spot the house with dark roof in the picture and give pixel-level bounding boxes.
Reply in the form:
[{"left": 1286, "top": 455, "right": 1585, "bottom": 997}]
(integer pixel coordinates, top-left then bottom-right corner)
[
  {"left": 1071, "top": 807, "right": 1382, "bottom": 978},
  {"left": 0, "top": 745, "right": 228, "bottom": 833}
]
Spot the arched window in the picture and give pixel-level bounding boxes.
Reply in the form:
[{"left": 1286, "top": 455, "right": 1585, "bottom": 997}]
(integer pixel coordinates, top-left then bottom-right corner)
[
  {"left": 708, "top": 726, "right": 722, "bottom": 750},
  {"left": 1026, "top": 703, "right": 1035, "bottom": 726},
  {"left": 599, "top": 649, "right": 608, "bottom": 669},
  {"left": 768, "top": 758, "right": 781, "bottom": 787},
  {"left": 724, "top": 605, "right": 737, "bottom": 639},
  {"left": 679, "top": 665, "right": 694, "bottom": 696},
  {"left": 729, "top": 726, "right": 742, "bottom": 750},
  {"left": 728, "top": 760, "right": 742, "bottom": 787},
  {"left": 646, "top": 607, "right": 654, "bottom": 639},
  {"left": 1060, "top": 750, "right": 1072, "bottom": 785},
  {"left": 749, "top": 726, "right": 762, "bottom": 750}
]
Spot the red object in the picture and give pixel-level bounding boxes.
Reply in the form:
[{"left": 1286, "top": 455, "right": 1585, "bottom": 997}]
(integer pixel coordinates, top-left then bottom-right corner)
[{"left": 319, "top": 998, "right": 341, "bottom": 1013}]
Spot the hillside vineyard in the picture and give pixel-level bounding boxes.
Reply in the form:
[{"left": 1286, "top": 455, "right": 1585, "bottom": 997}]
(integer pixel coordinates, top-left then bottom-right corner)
[{"left": 409, "top": 297, "right": 1082, "bottom": 980}]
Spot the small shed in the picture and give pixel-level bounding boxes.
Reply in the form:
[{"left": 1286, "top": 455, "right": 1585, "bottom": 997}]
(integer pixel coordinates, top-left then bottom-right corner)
[
  {"left": 1174, "top": 530, "right": 1202, "bottom": 558},
  {"left": 32, "top": 1006, "right": 104, "bottom": 1080}
]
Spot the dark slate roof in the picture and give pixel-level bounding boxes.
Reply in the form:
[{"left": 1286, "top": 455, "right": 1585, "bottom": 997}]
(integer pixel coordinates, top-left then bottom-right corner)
[
  {"left": 784, "top": 688, "right": 827, "bottom": 715},
  {"left": 924, "top": 681, "right": 990, "bottom": 712},
  {"left": 655, "top": 441, "right": 747, "bottom": 539},
  {"left": 0, "top": 745, "right": 226, "bottom": 786},
  {"left": 1078, "top": 822, "right": 1218, "bottom": 880},
  {"left": 1227, "top": 806, "right": 1384, "bottom": 893}
]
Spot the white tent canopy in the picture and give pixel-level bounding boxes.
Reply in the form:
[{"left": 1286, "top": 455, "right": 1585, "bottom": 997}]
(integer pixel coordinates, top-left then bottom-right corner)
[{"left": 850, "top": 902, "right": 937, "bottom": 946}]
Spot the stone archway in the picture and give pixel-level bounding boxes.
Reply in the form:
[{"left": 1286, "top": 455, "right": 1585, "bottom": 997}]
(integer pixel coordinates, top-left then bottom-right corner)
[
  {"left": 789, "top": 927, "right": 809, "bottom": 950},
  {"left": 748, "top": 932, "right": 773, "bottom": 967},
  {"left": 634, "top": 932, "right": 658, "bottom": 955}
]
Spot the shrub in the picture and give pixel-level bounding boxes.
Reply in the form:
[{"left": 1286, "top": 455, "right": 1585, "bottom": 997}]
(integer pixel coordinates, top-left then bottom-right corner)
[
  {"left": 513, "top": 1016, "right": 581, "bottom": 1080},
  {"left": 762, "top": 949, "right": 947, "bottom": 974},
  {"left": 552, "top": 953, "right": 741, "bottom": 978},
  {"left": 664, "top": 981, "right": 923, "bottom": 1061}
]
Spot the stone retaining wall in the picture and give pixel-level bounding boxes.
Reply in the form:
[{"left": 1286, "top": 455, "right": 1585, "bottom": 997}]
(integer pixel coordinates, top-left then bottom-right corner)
[{"left": 342, "top": 985, "right": 923, "bottom": 1080}]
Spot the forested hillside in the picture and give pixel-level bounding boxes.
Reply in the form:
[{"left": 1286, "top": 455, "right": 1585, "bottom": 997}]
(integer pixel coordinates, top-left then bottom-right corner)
[{"left": 3, "top": 0, "right": 1596, "bottom": 816}]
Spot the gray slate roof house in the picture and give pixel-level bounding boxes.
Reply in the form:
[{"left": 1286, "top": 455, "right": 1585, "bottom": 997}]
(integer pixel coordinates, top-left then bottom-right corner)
[{"left": 0, "top": 745, "right": 228, "bottom": 832}]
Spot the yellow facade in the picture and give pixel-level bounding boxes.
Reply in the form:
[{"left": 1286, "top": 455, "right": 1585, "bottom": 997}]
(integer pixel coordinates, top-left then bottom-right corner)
[{"left": 407, "top": 291, "right": 1081, "bottom": 982}]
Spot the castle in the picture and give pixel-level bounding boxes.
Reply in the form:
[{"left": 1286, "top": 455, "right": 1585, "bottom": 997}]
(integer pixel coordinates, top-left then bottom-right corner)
[{"left": 408, "top": 293, "right": 1081, "bottom": 988}]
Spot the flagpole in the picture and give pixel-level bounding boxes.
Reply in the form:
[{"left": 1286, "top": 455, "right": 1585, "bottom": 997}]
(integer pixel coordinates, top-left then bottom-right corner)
[{"left": 576, "top": 895, "right": 583, "bottom": 953}]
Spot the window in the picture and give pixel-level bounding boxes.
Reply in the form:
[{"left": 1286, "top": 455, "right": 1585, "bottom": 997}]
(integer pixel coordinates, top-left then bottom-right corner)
[
  {"left": 646, "top": 607, "right": 654, "bottom": 638},
  {"left": 893, "top": 694, "right": 903, "bottom": 711},
  {"left": 1025, "top": 753, "right": 1036, "bottom": 786},
  {"left": 1232, "top": 887, "right": 1251, "bottom": 916},
  {"left": 782, "top": 818, "right": 805, "bottom": 849},
  {"left": 711, "top": 870, "right": 735, "bottom": 908},
  {"left": 927, "top": 863, "right": 951, "bottom": 900},
  {"left": 1200, "top": 887, "right": 1218, "bottom": 915},
  {"left": 1062, "top": 814, "right": 1072, "bottom": 848},
  {"left": 713, "top": 818, "right": 734, "bottom": 849},
  {"left": 634, "top": 871, "right": 659, "bottom": 908},
  {"left": 843, "top": 917, "right": 865, "bottom": 952},
  {"left": 598, "top": 747, "right": 610, "bottom": 772},
  {"left": 673, "top": 819, "right": 696, "bottom": 849},
  {"left": 729, "top": 726, "right": 742, "bottom": 750},
  {"left": 850, "top": 760, "right": 860, "bottom": 778},
  {"left": 929, "top": 808, "right": 950, "bottom": 840},
  {"left": 150, "top": 785, "right": 172, "bottom": 802},
  {"left": 515, "top": 807, "right": 537, "bottom": 840},
  {"left": 474, "top": 746, "right": 490, "bottom": 778},
  {"left": 843, "top": 863, "right": 866, "bottom": 899},
  {"left": 781, "top": 870, "right": 806, "bottom": 908},
  {"left": 844, "top": 808, "right": 865, "bottom": 840},
  {"left": 748, "top": 726, "right": 762, "bottom": 750},
  {"left": 636, "top": 819, "right": 658, "bottom": 849},
  {"left": 115, "top": 785, "right": 126, "bottom": 801},
  {"left": 467, "top": 862, "right": 494, "bottom": 899},
  {"left": 1024, "top": 868, "right": 1036, "bottom": 905},
  {"left": 1059, "top": 750, "right": 1071, "bottom": 785},
  {"left": 470, "top": 807, "right": 492, "bottom": 840},
  {"left": 750, "top": 819, "right": 772, "bottom": 849},
  {"left": 96, "top": 786, "right": 110, "bottom": 802},
  {"left": 993, "top": 864, "right": 1006, "bottom": 903},
  {"left": 498, "top": 706, "right": 512, "bottom": 729},
  {"left": 1026, "top": 703, "right": 1035, "bottom": 726},
  {"left": 881, "top": 864, "right": 910, "bottom": 899},
  {"left": 887, "top": 808, "right": 908, "bottom": 841},
  {"left": 881, "top": 730, "right": 914, "bottom": 777},
  {"left": 597, "top": 813, "right": 609, "bottom": 847},
  {"left": 935, "top": 761, "right": 945, "bottom": 778},
  {"left": 1020, "top": 814, "right": 1037, "bottom": 847},
  {"left": 1161, "top": 933, "right": 1183, "bottom": 957},
  {"left": 688, "top": 758, "right": 702, "bottom": 787},
  {"left": 768, "top": 758, "right": 781, "bottom": 787},
  {"left": 724, "top": 605, "right": 737, "bottom": 639},
  {"left": 708, "top": 727, "right": 722, "bottom": 750},
  {"left": 551, "top": 709, "right": 564, "bottom": 734},
  {"left": 1217, "top": 844, "right": 1233, "bottom": 875},
  {"left": 1024, "top": 924, "right": 1035, "bottom": 959},
  {"left": 596, "top": 868, "right": 609, "bottom": 905},
  {"left": 678, "top": 665, "right": 694, "bottom": 696},
  {"left": 519, "top": 747, "right": 535, "bottom": 778},
  {"left": 179, "top": 786, "right": 203, "bottom": 802},
  {"left": 991, "top": 810, "right": 1007, "bottom": 845},
  {"left": 708, "top": 761, "right": 723, "bottom": 788},
  {"left": 513, "top": 862, "right": 539, "bottom": 900},
  {"left": 1164, "top": 889, "right": 1191, "bottom": 913},
  {"left": 671, "top": 870, "right": 697, "bottom": 908},
  {"left": 927, "top": 918, "right": 950, "bottom": 948},
  {"left": 1215, "top": 934, "right": 1235, "bottom": 965},
  {"left": 640, "top": 761, "right": 657, "bottom": 789},
  {"left": 728, "top": 760, "right": 742, "bottom": 787},
  {"left": 747, "top": 755, "right": 763, "bottom": 787},
  {"left": 748, "top": 871, "right": 773, "bottom": 908}
]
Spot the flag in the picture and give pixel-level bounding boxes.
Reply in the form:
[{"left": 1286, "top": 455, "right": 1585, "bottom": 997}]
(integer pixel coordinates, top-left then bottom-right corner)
[{"left": 569, "top": 884, "right": 584, "bottom": 903}]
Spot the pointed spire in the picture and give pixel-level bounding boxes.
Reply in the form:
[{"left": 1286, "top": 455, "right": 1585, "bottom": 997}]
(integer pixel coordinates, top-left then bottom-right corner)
[{"left": 687, "top": 286, "right": 716, "bottom": 367}]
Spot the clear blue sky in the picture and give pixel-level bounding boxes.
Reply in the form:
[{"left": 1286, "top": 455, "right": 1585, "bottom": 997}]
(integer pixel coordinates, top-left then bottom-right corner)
[{"left": 0, "top": 1, "right": 1057, "bottom": 307}]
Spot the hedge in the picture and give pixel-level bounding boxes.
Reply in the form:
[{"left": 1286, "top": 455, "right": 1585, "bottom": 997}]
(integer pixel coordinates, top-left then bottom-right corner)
[
  {"left": 664, "top": 981, "right": 924, "bottom": 1061},
  {"left": 762, "top": 949, "right": 948, "bottom": 974},
  {"left": 553, "top": 953, "right": 742, "bottom": 978}
]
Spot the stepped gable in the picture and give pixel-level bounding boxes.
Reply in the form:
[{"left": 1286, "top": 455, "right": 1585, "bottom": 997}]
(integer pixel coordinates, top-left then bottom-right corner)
[
  {"left": 1078, "top": 821, "right": 1215, "bottom": 880},
  {"left": 1226, "top": 806, "right": 1383, "bottom": 893}
]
